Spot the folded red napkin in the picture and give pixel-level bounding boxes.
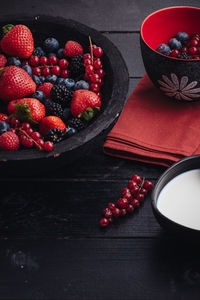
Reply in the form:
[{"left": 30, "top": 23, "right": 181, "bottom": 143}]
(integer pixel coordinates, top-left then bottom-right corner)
[{"left": 103, "top": 74, "right": 200, "bottom": 167}]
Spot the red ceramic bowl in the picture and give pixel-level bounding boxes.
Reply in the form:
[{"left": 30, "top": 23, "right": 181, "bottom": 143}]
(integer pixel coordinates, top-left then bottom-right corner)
[{"left": 140, "top": 6, "right": 200, "bottom": 102}]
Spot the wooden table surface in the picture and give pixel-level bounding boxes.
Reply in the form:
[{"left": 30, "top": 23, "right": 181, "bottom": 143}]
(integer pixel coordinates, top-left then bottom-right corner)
[{"left": 1, "top": 0, "right": 200, "bottom": 299}]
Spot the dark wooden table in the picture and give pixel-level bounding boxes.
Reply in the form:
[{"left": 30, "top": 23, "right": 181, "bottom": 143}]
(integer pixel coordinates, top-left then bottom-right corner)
[{"left": 1, "top": 1, "right": 200, "bottom": 299}]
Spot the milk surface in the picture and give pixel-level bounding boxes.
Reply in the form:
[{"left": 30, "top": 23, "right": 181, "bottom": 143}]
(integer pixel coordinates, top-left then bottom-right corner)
[{"left": 157, "top": 169, "right": 200, "bottom": 230}]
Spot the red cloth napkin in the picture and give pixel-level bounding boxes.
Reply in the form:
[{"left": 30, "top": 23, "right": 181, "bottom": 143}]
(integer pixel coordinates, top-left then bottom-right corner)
[{"left": 103, "top": 74, "right": 200, "bottom": 167}]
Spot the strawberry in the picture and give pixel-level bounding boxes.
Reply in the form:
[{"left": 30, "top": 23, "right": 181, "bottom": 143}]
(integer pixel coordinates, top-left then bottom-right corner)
[
  {"left": 8, "top": 98, "right": 45, "bottom": 123},
  {"left": 0, "top": 131, "right": 20, "bottom": 151},
  {"left": 0, "top": 66, "right": 36, "bottom": 101},
  {"left": 64, "top": 41, "right": 83, "bottom": 57},
  {"left": 70, "top": 89, "right": 101, "bottom": 120},
  {"left": 0, "top": 113, "right": 9, "bottom": 123},
  {"left": 38, "top": 82, "right": 53, "bottom": 98},
  {"left": 0, "top": 24, "right": 34, "bottom": 58},
  {"left": 0, "top": 54, "right": 7, "bottom": 67},
  {"left": 40, "top": 116, "right": 66, "bottom": 136}
]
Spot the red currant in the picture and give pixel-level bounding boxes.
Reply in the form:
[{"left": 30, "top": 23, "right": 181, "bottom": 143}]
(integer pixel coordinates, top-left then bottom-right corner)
[
  {"left": 96, "top": 92, "right": 102, "bottom": 98},
  {"left": 44, "top": 141, "right": 54, "bottom": 151},
  {"left": 90, "top": 83, "right": 100, "bottom": 92},
  {"left": 128, "top": 180, "right": 138, "bottom": 190},
  {"left": 85, "top": 65, "right": 94, "bottom": 74},
  {"left": 21, "top": 60, "right": 29, "bottom": 66},
  {"left": 143, "top": 180, "right": 153, "bottom": 191},
  {"left": 42, "top": 67, "right": 51, "bottom": 76},
  {"left": 29, "top": 55, "right": 39, "bottom": 66},
  {"left": 108, "top": 203, "right": 115, "bottom": 210},
  {"left": 59, "top": 59, "right": 69, "bottom": 69},
  {"left": 84, "top": 73, "right": 91, "bottom": 82},
  {"left": 96, "top": 68, "right": 105, "bottom": 78},
  {"left": 39, "top": 56, "right": 48, "bottom": 65},
  {"left": 131, "top": 174, "right": 142, "bottom": 184},
  {"left": 48, "top": 56, "right": 58, "bottom": 65},
  {"left": 94, "top": 47, "right": 103, "bottom": 57},
  {"left": 189, "top": 47, "right": 199, "bottom": 55},
  {"left": 36, "top": 138, "right": 45, "bottom": 149},
  {"left": 26, "top": 128, "right": 34, "bottom": 135},
  {"left": 120, "top": 209, "right": 127, "bottom": 216},
  {"left": 111, "top": 207, "right": 121, "bottom": 217},
  {"left": 190, "top": 39, "right": 199, "bottom": 47},
  {"left": 10, "top": 118, "right": 20, "bottom": 128},
  {"left": 84, "top": 59, "right": 92, "bottom": 66},
  {"left": 20, "top": 135, "right": 34, "bottom": 148},
  {"left": 121, "top": 188, "right": 132, "bottom": 201},
  {"left": 8, "top": 128, "right": 16, "bottom": 134},
  {"left": 194, "top": 56, "right": 200, "bottom": 59},
  {"left": 136, "top": 193, "right": 145, "bottom": 202},
  {"left": 21, "top": 122, "right": 31, "bottom": 131},
  {"left": 60, "top": 69, "right": 69, "bottom": 78},
  {"left": 103, "top": 208, "right": 112, "bottom": 218},
  {"left": 51, "top": 66, "right": 61, "bottom": 76},
  {"left": 31, "top": 131, "right": 41, "bottom": 141},
  {"left": 127, "top": 204, "right": 134, "bottom": 213},
  {"left": 90, "top": 73, "right": 100, "bottom": 83},
  {"left": 32, "top": 67, "right": 42, "bottom": 76},
  {"left": 116, "top": 198, "right": 128, "bottom": 209},
  {"left": 83, "top": 53, "right": 91, "bottom": 60},
  {"left": 181, "top": 46, "right": 188, "bottom": 53},
  {"left": 140, "top": 188, "right": 147, "bottom": 196},
  {"left": 100, "top": 218, "right": 109, "bottom": 227},
  {"left": 130, "top": 199, "right": 140, "bottom": 208},
  {"left": 94, "top": 58, "right": 102, "bottom": 69},
  {"left": 170, "top": 49, "right": 180, "bottom": 57},
  {"left": 98, "top": 78, "right": 104, "bottom": 86}
]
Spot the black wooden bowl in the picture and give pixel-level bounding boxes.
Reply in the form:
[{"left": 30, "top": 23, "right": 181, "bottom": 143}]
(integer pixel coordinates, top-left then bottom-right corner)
[
  {"left": 0, "top": 15, "right": 129, "bottom": 174},
  {"left": 152, "top": 155, "right": 200, "bottom": 238},
  {"left": 140, "top": 6, "right": 200, "bottom": 102}
]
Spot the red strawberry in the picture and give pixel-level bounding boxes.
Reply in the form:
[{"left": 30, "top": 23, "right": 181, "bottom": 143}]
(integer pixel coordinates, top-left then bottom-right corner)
[
  {"left": 38, "top": 82, "right": 53, "bottom": 98},
  {"left": 39, "top": 116, "right": 66, "bottom": 136},
  {"left": 0, "top": 66, "right": 36, "bottom": 101},
  {"left": 0, "top": 24, "right": 34, "bottom": 58},
  {"left": 8, "top": 98, "right": 45, "bottom": 123},
  {"left": 64, "top": 41, "right": 83, "bottom": 57},
  {"left": 70, "top": 89, "right": 101, "bottom": 120},
  {"left": 0, "top": 113, "right": 9, "bottom": 123},
  {"left": 0, "top": 54, "right": 7, "bottom": 67},
  {"left": 0, "top": 131, "right": 20, "bottom": 151}
]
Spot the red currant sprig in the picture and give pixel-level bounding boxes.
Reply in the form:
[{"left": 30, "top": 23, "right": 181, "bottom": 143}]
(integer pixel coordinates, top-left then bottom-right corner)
[{"left": 99, "top": 174, "right": 153, "bottom": 227}]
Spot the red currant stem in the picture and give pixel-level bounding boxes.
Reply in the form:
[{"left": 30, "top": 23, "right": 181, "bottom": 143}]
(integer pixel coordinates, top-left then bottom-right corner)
[
  {"left": 89, "top": 36, "right": 94, "bottom": 64},
  {"left": 37, "top": 65, "right": 58, "bottom": 69},
  {"left": 18, "top": 128, "right": 43, "bottom": 150}
]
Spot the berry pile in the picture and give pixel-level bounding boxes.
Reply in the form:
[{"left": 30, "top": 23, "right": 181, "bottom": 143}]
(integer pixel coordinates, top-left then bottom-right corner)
[
  {"left": 156, "top": 32, "right": 200, "bottom": 59},
  {"left": 0, "top": 24, "right": 106, "bottom": 152},
  {"left": 99, "top": 174, "right": 153, "bottom": 227}
]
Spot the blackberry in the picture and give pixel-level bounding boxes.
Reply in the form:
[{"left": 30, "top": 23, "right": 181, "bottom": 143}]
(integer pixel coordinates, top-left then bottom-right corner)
[
  {"left": 68, "top": 117, "right": 87, "bottom": 131},
  {"left": 45, "top": 101, "right": 63, "bottom": 118},
  {"left": 32, "top": 48, "right": 42, "bottom": 57},
  {"left": 69, "top": 55, "right": 84, "bottom": 78},
  {"left": 177, "top": 53, "right": 193, "bottom": 59},
  {"left": 46, "top": 128, "right": 65, "bottom": 143},
  {"left": 50, "top": 84, "right": 74, "bottom": 108}
]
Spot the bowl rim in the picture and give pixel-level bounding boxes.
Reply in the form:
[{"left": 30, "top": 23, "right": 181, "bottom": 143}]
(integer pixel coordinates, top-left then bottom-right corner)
[
  {"left": 140, "top": 6, "right": 200, "bottom": 62},
  {"left": 0, "top": 14, "right": 129, "bottom": 162},
  {"left": 151, "top": 154, "right": 200, "bottom": 233}
]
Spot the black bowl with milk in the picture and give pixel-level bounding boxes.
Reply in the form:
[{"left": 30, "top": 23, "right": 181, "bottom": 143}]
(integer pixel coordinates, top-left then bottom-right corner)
[{"left": 152, "top": 155, "right": 200, "bottom": 237}]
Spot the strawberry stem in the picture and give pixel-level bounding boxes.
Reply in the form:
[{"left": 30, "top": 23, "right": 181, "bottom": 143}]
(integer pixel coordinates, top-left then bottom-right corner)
[{"left": 2, "top": 24, "right": 14, "bottom": 35}]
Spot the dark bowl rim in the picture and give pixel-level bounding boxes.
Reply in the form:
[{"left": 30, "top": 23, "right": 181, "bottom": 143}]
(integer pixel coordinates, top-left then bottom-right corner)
[
  {"left": 151, "top": 154, "right": 200, "bottom": 233},
  {"left": 0, "top": 14, "right": 129, "bottom": 161},
  {"left": 140, "top": 5, "right": 200, "bottom": 62}
]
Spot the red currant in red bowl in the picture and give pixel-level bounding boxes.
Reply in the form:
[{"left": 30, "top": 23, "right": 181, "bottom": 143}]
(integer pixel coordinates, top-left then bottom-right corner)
[{"left": 140, "top": 6, "right": 200, "bottom": 102}]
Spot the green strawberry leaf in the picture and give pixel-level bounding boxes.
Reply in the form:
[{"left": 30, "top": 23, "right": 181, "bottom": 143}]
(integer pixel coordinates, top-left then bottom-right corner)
[
  {"left": 11, "top": 103, "right": 38, "bottom": 124},
  {"left": 2, "top": 24, "right": 14, "bottom": 35}
]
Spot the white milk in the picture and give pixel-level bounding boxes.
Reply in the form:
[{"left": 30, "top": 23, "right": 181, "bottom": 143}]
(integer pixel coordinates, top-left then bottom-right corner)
[{"left": 157, "top": 169, "right": 200, "bottom": 230}]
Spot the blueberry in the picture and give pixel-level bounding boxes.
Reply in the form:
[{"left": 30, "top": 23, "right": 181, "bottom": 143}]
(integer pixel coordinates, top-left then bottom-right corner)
[
  {"left": 74, "top": 80, "right": 89, "bottom": 90},
  {"left": 32, "top": 75, "right": 42, "bottom": 86},
  {"left": 36, "top": 46, "right": 45, "bottom": 56},
  {"left": 32, "top": 90, "right": 45, "bottom": 102},
  {"left": 6, "top": 57, "right": 21, "bottom": 67},
  {"left": 156, "top": 44, "right": 171, "bottom": 56},
  {"left": 63, "top": 108, "right": 71, "bottom": 120},
  {"left": 22, "top": 64, "right": 32, "bottom": 77},
  {"left": 65, "top": 126, "right": 77, "bottom": 137},
  {"left": 46, "top": 74, "right": 57, "bottom": 84},
  {"left": 39, "top": 76, "right": 45, "bottom": 83},
  {"left": 168, "top": 38, "right": 182, "bottom": 50},
  {"left": 57, "top": 78, "right": 65, "bottom": 85},
  {"left": 176, "top": 32, "right": 189, "bottom": 43},
  {"left": 57, "top": 48, "right": 64, "bottom": 58},
  {"left": 48, "top": 52, "right": 57, "bottom": 57},
  {"left": 64, "top": 78, "right": 75, "bottom": 90},
  {"left": 43, "top": 38, "right": 59, "bottom": 53},
  {"left": 0, "top": 121, "right": 10, "bottom": 134}
]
